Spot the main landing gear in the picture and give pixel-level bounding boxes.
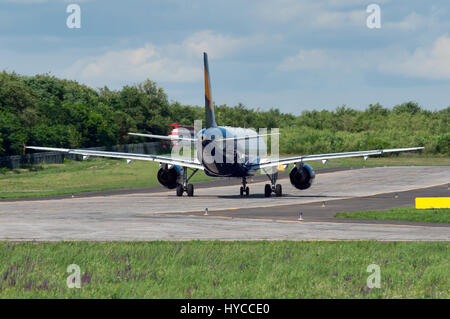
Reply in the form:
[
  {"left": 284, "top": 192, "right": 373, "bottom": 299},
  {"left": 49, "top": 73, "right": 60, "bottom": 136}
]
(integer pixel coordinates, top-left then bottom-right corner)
[
  {"left": 238, "top": 173, "right": 282, "bottom": 197},
  {"left": 263, "top": 170, "right": 282, "bottom": 197},
  {"left": 176, "top": 168, "right": 198, "bottom": 197},
  {"left": 240, "top": 177, "right": 250, "bottom": 197}
]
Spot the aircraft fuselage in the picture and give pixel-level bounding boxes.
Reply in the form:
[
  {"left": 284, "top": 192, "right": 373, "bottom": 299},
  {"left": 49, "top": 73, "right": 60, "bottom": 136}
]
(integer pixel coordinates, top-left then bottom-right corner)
[{"left": 196, "top": 126, "right": 266, "bottom": 178}]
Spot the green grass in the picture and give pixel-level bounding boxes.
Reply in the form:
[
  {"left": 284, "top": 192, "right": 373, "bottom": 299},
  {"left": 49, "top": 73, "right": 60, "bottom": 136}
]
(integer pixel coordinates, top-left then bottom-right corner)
[
  {"left": 0, "top": 241, "right": 448, "bottom": 298},
  {"left": 335, "top": 207, "right": 450, "bottom": 224},
  {"left": 0, "top": 154, "right": 448, "bottom": 199},
  {"left": 0, "top": 158, "right": 212, "bottom": 199}
]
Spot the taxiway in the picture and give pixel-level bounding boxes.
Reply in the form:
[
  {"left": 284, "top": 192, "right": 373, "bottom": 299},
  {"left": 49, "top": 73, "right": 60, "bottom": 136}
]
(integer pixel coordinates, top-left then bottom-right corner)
[{"left": 0, "top": 166, "right": 448, "bottom": 241}]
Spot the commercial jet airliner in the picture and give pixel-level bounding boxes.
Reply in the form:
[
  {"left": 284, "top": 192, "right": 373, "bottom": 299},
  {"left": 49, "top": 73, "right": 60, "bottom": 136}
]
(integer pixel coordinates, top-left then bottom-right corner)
[{"left": 26, "top": 53, "right": 424, "bottom": 197}]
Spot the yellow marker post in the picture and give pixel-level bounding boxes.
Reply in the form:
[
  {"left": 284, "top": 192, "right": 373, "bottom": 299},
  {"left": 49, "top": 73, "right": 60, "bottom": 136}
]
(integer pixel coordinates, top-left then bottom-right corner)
[{"left": 415, "top": 197, "right": 450, "bottom": 209}]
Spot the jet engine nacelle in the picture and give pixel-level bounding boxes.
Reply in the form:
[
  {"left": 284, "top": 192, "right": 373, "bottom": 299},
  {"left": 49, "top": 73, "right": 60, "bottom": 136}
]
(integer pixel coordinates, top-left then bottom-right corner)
[
  {"left": 157, "top": 165, "right": 183, "bottom": 189},
  {"left": 289, "top": 164, "right": 315, "bottom": 190}
]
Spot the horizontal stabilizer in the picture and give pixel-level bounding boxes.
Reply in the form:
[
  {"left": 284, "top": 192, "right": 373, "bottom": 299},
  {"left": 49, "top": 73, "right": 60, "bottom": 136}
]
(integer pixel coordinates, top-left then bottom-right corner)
[
  {"left": 128, "top": 132, "right": 197, "bottom": 142},
  {"left": 214, "top": 133, "right": 280, "bottom": 143}
]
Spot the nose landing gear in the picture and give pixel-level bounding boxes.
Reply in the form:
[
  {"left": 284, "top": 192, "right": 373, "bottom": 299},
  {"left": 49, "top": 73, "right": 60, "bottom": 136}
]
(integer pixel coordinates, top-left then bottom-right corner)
[{"left": 240, "top": 177, "right": 250, "bottom": 196}]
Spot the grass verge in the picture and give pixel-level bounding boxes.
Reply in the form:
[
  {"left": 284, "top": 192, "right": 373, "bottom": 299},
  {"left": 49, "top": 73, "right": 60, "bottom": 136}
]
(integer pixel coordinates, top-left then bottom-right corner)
[
  {"left": 0, "top": 241, "right": 448, "bottom": 298},
  {"left": 0, "top": 158, "right": 212, "bottom": 199},
  {"left": 335, "top": 207, "right": 450, "bottom": 224}
]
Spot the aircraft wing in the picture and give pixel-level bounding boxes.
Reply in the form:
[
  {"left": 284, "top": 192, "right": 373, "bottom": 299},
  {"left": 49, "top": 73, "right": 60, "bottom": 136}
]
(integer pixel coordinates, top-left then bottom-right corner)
[
  {"left": 25, "top": 146, "right": 204, "bottom": 170},
  {"left": 249, "top": 147, "right": 424, "bottom": 170}
]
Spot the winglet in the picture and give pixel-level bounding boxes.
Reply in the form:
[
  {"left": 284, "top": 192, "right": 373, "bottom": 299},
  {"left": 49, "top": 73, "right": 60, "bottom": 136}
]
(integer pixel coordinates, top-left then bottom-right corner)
[{"left": 204, "top": 52, "right": 217, "bottom": 128}]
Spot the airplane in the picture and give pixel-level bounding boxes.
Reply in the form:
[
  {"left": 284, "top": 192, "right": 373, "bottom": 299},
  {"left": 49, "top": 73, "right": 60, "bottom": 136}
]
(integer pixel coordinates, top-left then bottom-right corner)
[{"left": 26, "top": 52, "right": 424, "bottom": 197}]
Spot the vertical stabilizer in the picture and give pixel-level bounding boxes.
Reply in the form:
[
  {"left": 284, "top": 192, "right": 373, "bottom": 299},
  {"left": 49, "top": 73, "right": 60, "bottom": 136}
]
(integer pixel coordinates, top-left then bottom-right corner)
[{"left": 204, "top": 52, "right": 217, "bottom": 128}]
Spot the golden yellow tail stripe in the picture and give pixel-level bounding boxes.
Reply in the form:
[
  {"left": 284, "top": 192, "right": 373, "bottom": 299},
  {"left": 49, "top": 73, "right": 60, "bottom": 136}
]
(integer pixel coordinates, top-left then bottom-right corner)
[{"left": 204, "top": 68, "right": 211, "bottom": 103}]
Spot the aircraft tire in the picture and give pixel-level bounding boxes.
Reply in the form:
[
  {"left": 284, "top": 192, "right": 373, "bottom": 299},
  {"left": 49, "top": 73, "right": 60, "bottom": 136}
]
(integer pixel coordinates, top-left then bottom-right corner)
[
  {"left": 264, "top": 184, "right": 272, "bottom": 197},
  {"left": 240, "top": 186, "right": 244, "bottom": 196},
  {"left": 245, "top": 187, "right": 249, "bottom": 196},
  {"left": 187, "top": 184, "right": 194, "bottom": 197},
  {"left": 275, "top": 184, "right": 282, "bottom": 197},
  {"left": 176, "top": 184, "right": 184, "bottom": 197}
]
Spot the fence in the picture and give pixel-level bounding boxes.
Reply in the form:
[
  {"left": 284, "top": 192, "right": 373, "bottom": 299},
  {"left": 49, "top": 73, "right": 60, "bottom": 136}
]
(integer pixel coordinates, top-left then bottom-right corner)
[{"left": 0, "top": 141, "right": 168, "bottom": 169}]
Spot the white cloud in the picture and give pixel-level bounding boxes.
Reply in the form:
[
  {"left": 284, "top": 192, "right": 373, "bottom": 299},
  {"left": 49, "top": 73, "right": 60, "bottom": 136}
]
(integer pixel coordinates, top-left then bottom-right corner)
[
  {"left": 66, "top": 45, "right": 201, "bottom": 83},
  {"left": 379, "top": 35, "right": 450, "bottom": 80},
  {"left": 278, "top": 49, "right": 342, "bottom": 71},
  {"left": 279, "top": 35, "right": 450, "bottom": 81},
  {"left": 180, "top": 30, "right": 252, "bottom": 59},
  {"left": 0, "top": 0, "right": 48, "bottom": 3},
  {"left": 383, "top": 10, "right": 450, "bottom": 31},
  {"left": 257, "top": 0, "right": 450, "bottom": 31},
  {"left": 0, "top": 0, "right": 91, "bottom": 3},
  {"left": 313, "top": 9, "right": 365, "bottom": 28},
  {"left": 384, "top": 12, "right": 427, "bottom": 31},
  {"left": 255, "top": 0, "right": 383, "bottom": 28},
  {"left": 277, "top": 47, "right": 376, "bottom": 74},
  {"left": 63, "top": 30, "right": 261, "bottom": 86}
]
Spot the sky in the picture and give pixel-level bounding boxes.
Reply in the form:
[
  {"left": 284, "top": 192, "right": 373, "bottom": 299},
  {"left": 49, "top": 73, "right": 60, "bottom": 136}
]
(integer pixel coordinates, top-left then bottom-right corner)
[{"left": 1, "top": 0, "right": 450, "bottom": 114}]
